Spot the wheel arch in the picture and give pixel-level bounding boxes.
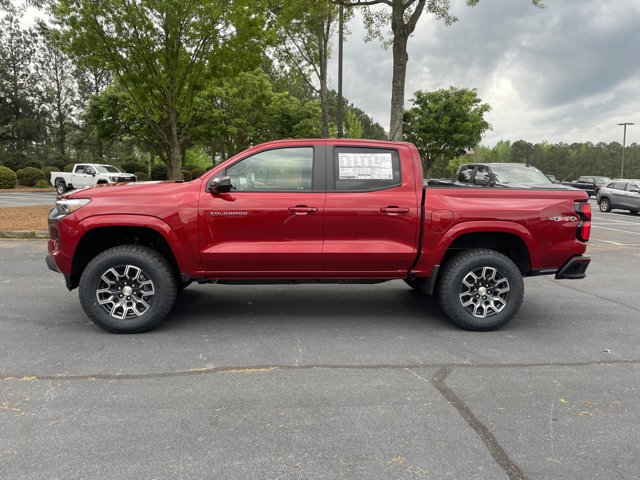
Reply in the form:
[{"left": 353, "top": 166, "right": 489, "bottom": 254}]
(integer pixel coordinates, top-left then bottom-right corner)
[
  {"left": 442, "top": 231, "right": 531, "bottom": 275},
  {"left": 69, "top": 225, "right": 181, "bottom": 290}
]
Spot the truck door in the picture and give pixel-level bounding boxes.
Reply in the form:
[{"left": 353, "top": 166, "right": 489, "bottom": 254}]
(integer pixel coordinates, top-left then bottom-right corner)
[
  {"left": 72, "top": 164, "right": 92, "bottom": 187},
  {"left": 198, "top": 145, "right": 326, "bottom": 276},
  {"left": 322, "top": 145, "right": 420, "bottom": 275}
]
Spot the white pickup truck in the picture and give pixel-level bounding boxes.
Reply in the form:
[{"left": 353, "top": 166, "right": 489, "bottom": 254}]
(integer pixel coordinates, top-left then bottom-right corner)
[{"left": 50, "top": 163, "right": 137, "bottom": 194}]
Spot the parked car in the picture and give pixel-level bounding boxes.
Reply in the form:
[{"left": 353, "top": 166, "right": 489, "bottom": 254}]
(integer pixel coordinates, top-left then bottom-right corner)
[
  {"left": 597, "top": 179, "right": 640, "bottom": 214},
  {"left": 450, "top": 162, "right": 573, "bottom": 190},
  {"left": 50, "top": 163, "right": 137, "bottom": 194},
  {"left": 562, "top": 176, "right": 612, "bottom": 197},
  {"left": 46, "top": 139, "right": 591, "bottom": 333}
]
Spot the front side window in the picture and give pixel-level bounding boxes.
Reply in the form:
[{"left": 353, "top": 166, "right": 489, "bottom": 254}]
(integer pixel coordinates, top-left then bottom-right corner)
[
  {"left": 474, "top": 166, "right": 492, "bottom": 184},
  {"left": 612, "top": 182, "right": 627, "bottom": 190},
  {"left": 226, "top": 147, "right": 314, "bottom": 192},
  {"left": 74, "top": 165, "right": 86, "bottom": 174}
]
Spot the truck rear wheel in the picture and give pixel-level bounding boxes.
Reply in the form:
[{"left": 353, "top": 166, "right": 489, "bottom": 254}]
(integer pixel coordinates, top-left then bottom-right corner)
[
  {"left": 438, "top": 248, "right": 524, "bottom": 331},
  {"left": 55, "top": 179, "right": 67, "bottom": 195},
  {"left": 78, "top": 245, "right": 177, "bottom": 333}
]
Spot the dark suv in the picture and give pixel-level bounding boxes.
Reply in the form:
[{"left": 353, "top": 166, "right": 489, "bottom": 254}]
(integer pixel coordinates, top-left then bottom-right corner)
[{"left": 597, "top": 180, "right": 640, "bottom": 214}]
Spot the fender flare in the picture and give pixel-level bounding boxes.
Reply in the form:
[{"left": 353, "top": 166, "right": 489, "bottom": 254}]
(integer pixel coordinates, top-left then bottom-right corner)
[
  {"left": 74, "top": 214, "right": 201, "bottom": 276},
  {"left": 414, "top": 220, "right": 535, "bottom": 276}
]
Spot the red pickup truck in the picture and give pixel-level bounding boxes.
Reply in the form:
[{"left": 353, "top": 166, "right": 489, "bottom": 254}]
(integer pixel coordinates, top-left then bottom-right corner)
[{"left": 46, "top": 139, "right": 591, "bottom": 333}]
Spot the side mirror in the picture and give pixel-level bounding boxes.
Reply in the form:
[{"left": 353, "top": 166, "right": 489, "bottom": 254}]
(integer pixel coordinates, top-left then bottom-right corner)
[{"left": 206, "top": 176, "right": 233, "bottom": 194}]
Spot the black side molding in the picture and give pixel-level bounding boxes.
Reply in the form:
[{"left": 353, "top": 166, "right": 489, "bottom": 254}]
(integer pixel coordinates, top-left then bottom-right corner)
[{"left": 555, "top": 256, "right": 590, "bottom": 280}]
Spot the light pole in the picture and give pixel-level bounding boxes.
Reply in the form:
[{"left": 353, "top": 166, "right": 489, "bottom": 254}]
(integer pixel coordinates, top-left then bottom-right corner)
[
  {"left": 617, "top": 122, "right": 634, "bottom": 178},
  {"left": 337, "top": 5, "right": 344, "bottom": 138}
]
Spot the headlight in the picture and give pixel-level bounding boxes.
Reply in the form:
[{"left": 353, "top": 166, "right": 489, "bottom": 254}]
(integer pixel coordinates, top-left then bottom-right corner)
[{"left": 55, "top": 198, "right": 91, "bottom": 216}]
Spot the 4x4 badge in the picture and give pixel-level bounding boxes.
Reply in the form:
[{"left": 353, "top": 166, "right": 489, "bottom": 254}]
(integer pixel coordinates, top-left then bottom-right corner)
[{"left": 549, "top": 216, "right": 578, "bottom": 222}]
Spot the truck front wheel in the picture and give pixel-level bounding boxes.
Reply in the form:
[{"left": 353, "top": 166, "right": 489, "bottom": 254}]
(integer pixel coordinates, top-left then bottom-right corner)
[
  {"left": 438, "top": 248, "right": 524, "bottom": 331},
  {"left": 78, "top": 245, "right": 177, "bottom": 333}
]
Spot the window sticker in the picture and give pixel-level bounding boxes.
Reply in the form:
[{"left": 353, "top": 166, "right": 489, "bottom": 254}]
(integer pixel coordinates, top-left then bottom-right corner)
[{"left": 338, "top": 153, "right": 393, "bottom": 180}]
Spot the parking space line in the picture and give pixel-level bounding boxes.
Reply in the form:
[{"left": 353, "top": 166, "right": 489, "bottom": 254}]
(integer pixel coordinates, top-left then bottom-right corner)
[
  {"left": 589, "top": 238, "right": 640, "bottom": 246},
  {"left": 592, "top": 225, "right": 640, "bottom": 235}
]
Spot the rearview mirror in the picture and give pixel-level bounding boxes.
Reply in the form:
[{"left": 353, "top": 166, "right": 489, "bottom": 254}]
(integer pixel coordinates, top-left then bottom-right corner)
[{"left": 206, "top": 176, "right": 232, "bottom": 194}]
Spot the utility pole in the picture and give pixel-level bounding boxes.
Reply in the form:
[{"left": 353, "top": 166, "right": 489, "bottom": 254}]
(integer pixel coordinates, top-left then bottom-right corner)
[
  {"left": 337, "top": 5, "right": 344, "bottom": 138},
  {"left": 617, "top": 122, "right": 634, "bottom": 178}
]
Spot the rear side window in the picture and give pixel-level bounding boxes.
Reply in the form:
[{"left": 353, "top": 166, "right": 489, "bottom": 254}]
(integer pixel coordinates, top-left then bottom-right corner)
[{"left": 332, "top": 147, "right": 401, "bottom": 191}]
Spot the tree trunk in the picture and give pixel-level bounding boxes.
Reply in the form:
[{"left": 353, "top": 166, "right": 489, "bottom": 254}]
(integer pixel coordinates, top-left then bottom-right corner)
[
  {"left": 389, "top": 32, "right": 408, "bottom": 141},
  {"left": 167, "top": 100, "right": 183, "bottom": 180}
]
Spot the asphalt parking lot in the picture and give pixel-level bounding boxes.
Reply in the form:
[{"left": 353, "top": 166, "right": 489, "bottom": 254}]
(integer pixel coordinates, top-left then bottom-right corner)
[
  {"left": 0, "top": 191, "right": 57, "bottom": 207},
  {"left": 1, "top": 201, "right": 639, "bottom": 479}
]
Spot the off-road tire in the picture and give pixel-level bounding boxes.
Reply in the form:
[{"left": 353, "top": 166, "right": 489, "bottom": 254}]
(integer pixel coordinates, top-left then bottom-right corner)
[
  {"left": 79, "top": 245, "right": 177, "bottom": 333},
  {"left": 438, "top": 248, "right": 524, "bottom": 331}
]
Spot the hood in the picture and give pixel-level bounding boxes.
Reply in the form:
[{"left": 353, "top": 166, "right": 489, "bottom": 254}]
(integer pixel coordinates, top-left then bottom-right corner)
[{"left": 62, "top": 179, "right": 198, "bottom": 199}]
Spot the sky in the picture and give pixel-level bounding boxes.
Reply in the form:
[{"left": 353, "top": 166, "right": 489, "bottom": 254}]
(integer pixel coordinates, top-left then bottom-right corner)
[{"left": 333, "top": 0, "right": 640, "bottom": 146}]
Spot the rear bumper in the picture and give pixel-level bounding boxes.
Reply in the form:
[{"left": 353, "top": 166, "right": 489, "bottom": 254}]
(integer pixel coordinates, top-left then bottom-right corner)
[{"left": 555, "top": 255, "right": 591, "bottom": 280}]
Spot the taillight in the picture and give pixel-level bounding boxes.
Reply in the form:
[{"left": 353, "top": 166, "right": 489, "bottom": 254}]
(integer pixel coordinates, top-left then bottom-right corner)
[{"left": 574, "top": 201, "right": 591, "bottom": 242}]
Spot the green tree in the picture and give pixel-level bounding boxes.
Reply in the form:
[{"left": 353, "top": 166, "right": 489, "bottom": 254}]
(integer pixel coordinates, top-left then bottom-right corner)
[
  {"left": 273, "top": 0, "right": 350, "bottom": 137},
  {"left": 510, "top": 139, "right": 534, "bottom": 164},
  {"left": 50, "top": 0, "right": 271, "bottom": 179},
  {"left": 403, "top": 86, "right": 491, "bottom": 174},
  {"left": 35, "top": 23, "right": 78, "bottom": 160},
  {"left": 192, "top": 69, "right": 321, "bottom": 163},
  {"left": 336, "top": 0, "right": 543, "bottom": 140},
  {"left": 0, "top": 14, "right": 42, "bottom": 168}
]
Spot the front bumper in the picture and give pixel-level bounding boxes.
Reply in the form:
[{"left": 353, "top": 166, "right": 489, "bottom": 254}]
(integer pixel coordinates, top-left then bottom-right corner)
[{"left": 555, "top": 255, "right": 591, "bottom": 280}]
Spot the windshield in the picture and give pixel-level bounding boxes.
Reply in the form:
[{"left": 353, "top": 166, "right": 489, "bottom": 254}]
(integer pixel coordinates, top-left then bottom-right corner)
[
  {"left": 491, "top": 165, "right": 552, "bottom": 185},
  {"left": 95, "top": 165, "right": 122, "bottom": 173}
]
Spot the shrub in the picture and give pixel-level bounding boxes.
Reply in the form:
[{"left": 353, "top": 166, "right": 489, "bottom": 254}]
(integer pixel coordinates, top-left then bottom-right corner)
[
  {"left": 190, "top": 167, "right": 205, "bottom": 178},
  {"left": 0, "top": 166, "right": 17, "bottom": 189},
  {"left": 134, "top": 171, "right": 149, "bottom": 181},
  {"left": 64, "top": 163, "right": 75, "bottom": 172},
  {"left": 43, "top": 166, "right": 57, "bottom": 181},
  {"left": 17, "top": 167, "right": 46, "bottom": 187},
  {"left": 34, "top": 179, "right": 50, "bottom": 188},
  {"left": 181, "top": 169, "right": 192, "bottom": 181},
  {"left": 150, "top": 164, "right": 168, "bottom": 180},
  {"left": 122, "top": 159, "right": 147, "bottom": 174}
]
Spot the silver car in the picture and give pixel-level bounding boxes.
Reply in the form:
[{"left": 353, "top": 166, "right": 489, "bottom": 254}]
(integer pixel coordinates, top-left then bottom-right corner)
[{"left": 597, "top": 179, "right": 640, "bottom": 214}]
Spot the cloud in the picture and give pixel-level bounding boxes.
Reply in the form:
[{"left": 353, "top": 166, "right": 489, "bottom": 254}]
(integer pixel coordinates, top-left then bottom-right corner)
[{"left": 332, "top": 0, "right": 640, "bottom": 145}]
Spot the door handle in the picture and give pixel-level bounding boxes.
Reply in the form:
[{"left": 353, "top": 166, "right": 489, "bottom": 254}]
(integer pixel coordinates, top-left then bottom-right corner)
[
  {"left": 288, "top": 206, "right": 318, "bottom": 214},
  {"left": 380, "top": 206, "right": 410, "bottom": 214}
]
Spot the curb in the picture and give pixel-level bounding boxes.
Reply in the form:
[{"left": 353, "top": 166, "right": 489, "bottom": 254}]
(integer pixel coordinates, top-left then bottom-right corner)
[{"left": 0, "top": 230, "right": 48, "bottom": 239}]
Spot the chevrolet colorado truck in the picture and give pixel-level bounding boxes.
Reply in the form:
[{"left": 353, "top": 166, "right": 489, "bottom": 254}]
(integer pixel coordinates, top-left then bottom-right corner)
[
  {"left": 50, "top": 163, "right": 137, "bottom": 195},
  {"left": 46, "top": 139, "right": 592, "bottom": 333}
]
